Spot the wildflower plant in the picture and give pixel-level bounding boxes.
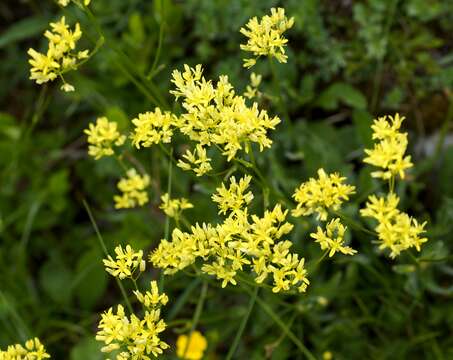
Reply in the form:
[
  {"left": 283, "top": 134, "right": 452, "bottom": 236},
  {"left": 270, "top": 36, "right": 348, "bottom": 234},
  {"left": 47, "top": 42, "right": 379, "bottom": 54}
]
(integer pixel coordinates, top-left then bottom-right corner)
[{"left": 0, "top": 338, "right": 50, "bottom": 360}]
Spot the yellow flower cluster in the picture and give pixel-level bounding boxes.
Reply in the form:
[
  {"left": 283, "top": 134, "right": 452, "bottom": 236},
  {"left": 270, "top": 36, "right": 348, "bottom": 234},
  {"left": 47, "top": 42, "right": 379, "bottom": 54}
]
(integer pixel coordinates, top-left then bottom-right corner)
[
  {"left": 84, "top": 117, "right": 126, "bottom": 159},
  {"left": 361, "top": 194, "right": 427, "bottom": 258},
  {"left": 177, "top": 144, "right": 212, "bottom": 177},
  {"left": 292, "top": 168, "right": 356, "bottom": 221},
  {"left": 130, "top": 108, "right": 177, "bottom": 148},
  {"left": 176, "top": 331, "right": 208, "bottom": 360},
  {"left": 28, "top": 16, "right": 88, "bottom": 91},
  {"left": 310, "top": 218, "right": 357, "bottom": 257},
  {"left": 96, "top": 281, "right": 169, "bottom": 359},
  {"left": 0, "top": 338, "right": 50, "bottom": 360},
  {"left": 103, "top": 244, "right": 145, "bottom": 279},
  {"left": 114, "top": 169, "right": 151, "bottom": 209},
  {"left": 240, "top": 7, "right": 294, "bottom": 68},
  {"left": 160, "top": 193, "right": 193, "bottom": 220},
  {"left": 150, "top": 176, "right": 309, "bottom": 293},
  {"left": 364, "top": 113, "right": 413, "bottom": 180},
  {"left": 244, "top": 72, "right": 262, "bottom": 99}
]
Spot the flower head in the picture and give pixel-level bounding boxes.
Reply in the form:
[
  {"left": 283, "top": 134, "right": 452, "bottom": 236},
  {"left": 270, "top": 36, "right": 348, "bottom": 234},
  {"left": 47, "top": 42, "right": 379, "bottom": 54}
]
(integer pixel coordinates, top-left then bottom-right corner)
[
  {"left": 176, "top": 331, "right": 208, "bottom": 360},
  {"left": 0, "top": 338, "right": 50, "bottom": 360},
  {"left": 84, "top": 117, "right": 126, "bottom": 159},
  {"left": 103, "top": 244, "right": 145, "bottom": 279},
  {"left": 240, "top": 7, "right": 294, "bottom": 68},
  {"left": 212, "top": 175, "right": 254, "bottom": 215},
  {"left": 310, "top": 218, "right": 357, "bottom": 257},
  {"left": 114, "top": 169, "right": 151, "bottom": 209},
  {"left": 292, "top": 169, "right": 355, "bottom": 221},
  {"left": 364, "top": 114, "right": 413, "bottom": 180},
  {"left": 160, "top": 193, "right": 193, "bottom": 219},
  {"left": 177, "top": 144, "right": 212, "bottom": 177}
]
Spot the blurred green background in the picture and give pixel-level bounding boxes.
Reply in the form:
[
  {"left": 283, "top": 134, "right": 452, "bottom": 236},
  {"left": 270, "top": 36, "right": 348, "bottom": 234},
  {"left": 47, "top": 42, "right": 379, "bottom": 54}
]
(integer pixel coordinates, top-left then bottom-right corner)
[{"left": 1, "top": 0, "right": 453, "bottom": 359}]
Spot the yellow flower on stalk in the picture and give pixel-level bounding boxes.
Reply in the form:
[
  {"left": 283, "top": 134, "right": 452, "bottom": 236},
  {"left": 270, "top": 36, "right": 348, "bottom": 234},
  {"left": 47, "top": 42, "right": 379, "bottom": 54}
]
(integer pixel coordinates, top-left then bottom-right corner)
[
  {"left": 160, "top": 193, "right": 193, "bottom": 219},
  {"left": 240, "top": 7, "right": 294, "bottom": 68},
  {"left": 292, "top": 168, "right": 355, "bottom": 221},
  {"left": 103, "top": 244, "right": 145, "bottom": 279},
  {"left": 114, "top": 169, "right": 151, "bottom": 209},
  {"left": 310, "top": 218, "right": 357, "bottom": 257},
  {"left": 134, "top": 280, "right": 169, "bottom": 308},
  {"left": 177, "top": 144, "right": 213, "bottom": 177},
  {"left": 28, "top": 16, "right": 89, "bottom": 90},
  {"left": 84, "top": 117, "right": 126, "bottom": 159},
  {"left": 363, "top": 113, "right": 413, "bottom": 180},
  {"left": 171, "top": 64, "right": 280, "bottom": 162},
  {"left": 244, "top": 72, "right": 262, "bottom": 99},
  {"left": 96, "top": 285, "right": 169, "bottom": 359},
  {"left": 176, "top": 331, "right": 207, "bottom": 360},
  {"left": 0, "top": 338, "right": 50, "bottom": 360},
  {"left": 212, "top": 175, "right": 254, "bottom": 215},
  {"left": 130, "top": 108, "right": 178, "bottom": 148},
  {"left": 361, "top": 194, "right": 427, "bottom": 258}
]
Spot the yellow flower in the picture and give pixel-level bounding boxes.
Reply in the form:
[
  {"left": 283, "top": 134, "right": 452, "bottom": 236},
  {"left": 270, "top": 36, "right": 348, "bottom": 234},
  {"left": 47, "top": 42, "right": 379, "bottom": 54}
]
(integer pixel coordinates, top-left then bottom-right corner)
[
  {"left": 160, "top": 193, "right": 193, "bottom": 219},
  {"left": 103, "top": 244, "right": 145, "bottom": 279},
  {"left": 130, "top": 108, "right": 178, "bottom": 148},
  {"left": 240, "top": 7, "right": 294, "bottom": 68},
  {"left": 84, "top": 117, "right": 126, "bottom": 160},
  {"left": 58, "top": 0, "right": 91, "bottom": 6},
  {"left": 171, "top": 64, "right": 280, "bottom": 162},
  {"left": 28, "top": 16, "right": 88, "bottom": 90},
  {"left": 134, "top": 280, "right": 169, "bottom": 308},
  {"left": 212, "top": 175, "right": 254, "bottom": 215},
  {"left": 176, "top": 331, "right": 207, "bottom": 360},
  {"left": 292, "top": 168, "right": 355, "bottom": 221},
  {"left": 0, "top": 338, "right": 50, "bottom": 360},
  {"left": 96, "top": 287, "right": 169, "bottom": 359},
  {"left": 114, "top": 169, "right": 151, "bottom": 209},
  {"left": 310, "top": 218, "right": 357, "bottom": 257},
  {"left": 244, "top": 72, "right": 262, "bottom": 99},
  {"left": 360, "top": 194, "right": 427, "bottom": 257},
  {"left": 177, "top": 144, "right": 212, "bottom": 177},
  {"left": 363, "top": 114, "right": 413, "bottom": 180}
]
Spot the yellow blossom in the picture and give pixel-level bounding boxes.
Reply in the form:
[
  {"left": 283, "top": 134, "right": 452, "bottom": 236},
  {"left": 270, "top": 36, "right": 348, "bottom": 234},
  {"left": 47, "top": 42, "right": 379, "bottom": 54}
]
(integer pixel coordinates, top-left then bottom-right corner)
[
  {"left": 58, "top": 0, "right": 91, "bottom": 6},
  {"left": 244, "top": 72, "right": 262, "bottom": 99},
  {"left": 103, "top": 244, "right": 145, "bottom": 279},
  {"left": 364, "top": 114, "right": 413, "bottom": 180},
  {"left": 310, "top": 218, "right": 357, "bottom": 257},
  {"left": 160, "top": 193, "right": 193, "bottom": 219},
  {"left": 0, "top": 338, "right": 50, "bottom": 360},
  {"left": 84, "top": 117, "right": 126, "bottom": 159},
  {"left": 361, "top": 194, "right": 427, "bottom": 257},
  {"left": 211, "top": 175, "right": 254, "bottom": 215},
  {"left": 28, "top": 16, "right": 88, "bottom": 90},
  {"left": 114, "top": 168, "right": 151, "bottom": 209},
  {"left": 171, "top": 64, "right": 280, "bottom": 161},
  {"left": 130, "top": 108, "right": 178, "bottom": 148},
  {"left": 177, "top": 144, "right": 212, "bottom": 176},
  {"left": 134, "top": 280, "right": 169, "bottom": 308},
  {"left": 292, "top": 168, "right": 355, "bottom": 221},
  {"left": 176, "top": 331, "right": 207, "bottom": 360},
  {"left": 240, "top": 7, "right": 294, "bottom": 68}
]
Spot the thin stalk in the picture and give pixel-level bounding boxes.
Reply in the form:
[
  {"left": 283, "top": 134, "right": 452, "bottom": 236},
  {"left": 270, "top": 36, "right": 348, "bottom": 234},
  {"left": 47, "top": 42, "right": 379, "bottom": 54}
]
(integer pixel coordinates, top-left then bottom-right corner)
[
  {"left": 82, "top": 199, "right": 133, "bottom": 313},
  {"left": 225, "top": 287, "right": 259, "bottom": 360},
  {"left": 147, "top": 0, "right": 166, "bottom": 79}
]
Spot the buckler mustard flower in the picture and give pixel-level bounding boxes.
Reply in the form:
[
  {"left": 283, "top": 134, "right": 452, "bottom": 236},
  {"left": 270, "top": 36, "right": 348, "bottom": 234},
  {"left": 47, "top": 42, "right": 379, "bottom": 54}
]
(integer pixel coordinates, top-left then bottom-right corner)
[
  {"left": 361, "top": 194, "right": 427, "bottom": 258},
  {"left": 150, "top": 176, "right": 309, "bottom": 293},
  {"left": 160, "top": 193, "right": 193, "bottom": 220},
  {"left": 171, "top": 64, "right": 281, "bottom": 162},
  {"left": 244, "top": 72, "right": 262, "bottom": 99},
  {"left": 114, "top": 169, "right": 151, "bottom": 209},
  {"left": 58, "top": 0, "right": 91, "bottom": 6},
  {"left": 310, "top": 218, "right": 357, "bottom": 257},
  {"left": 103, "top": 244, "right": 145, "bottom": 279},
  {"left": 0, "top": 338, "right": 50, "bottom": 360},
  {"left": 96, "top": 282, "right": 169, "bottom": 358},
  {"left": 292, "top": 168, "right": 356, "bottom": 221},
  {"left": 177, "top": 144, "right": 213, "bottom": 177},
  {"left": 240, "top": 7, "right": 294, "bottom": 68},
  {"left": 84, "top": 117, "right": 126, "bottom": 159},
  {"left": 130, "top": 108, "right": 178, "bottom": 148},
  {"left": 176, "top": 331, "right": 208, "bottom": 360},
  {"left": 364, "top": 113, "right": 413, "bottom": 180},
  {"left": 28, "top": 16, "right": 89, "bottom": 91}
]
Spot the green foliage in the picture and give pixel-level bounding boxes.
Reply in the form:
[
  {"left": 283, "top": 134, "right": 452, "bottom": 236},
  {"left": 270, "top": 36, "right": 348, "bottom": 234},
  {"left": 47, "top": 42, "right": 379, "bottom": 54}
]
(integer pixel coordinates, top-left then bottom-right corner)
[{"left": 1, "top": 0, "right": 453, "bottom": 359}]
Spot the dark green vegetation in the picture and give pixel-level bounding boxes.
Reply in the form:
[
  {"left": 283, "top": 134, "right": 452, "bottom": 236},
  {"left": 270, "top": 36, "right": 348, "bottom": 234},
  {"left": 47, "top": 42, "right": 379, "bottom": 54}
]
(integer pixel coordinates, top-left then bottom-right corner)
[{"left": 1, "top": 0, "right": 453, "bottom": 359}]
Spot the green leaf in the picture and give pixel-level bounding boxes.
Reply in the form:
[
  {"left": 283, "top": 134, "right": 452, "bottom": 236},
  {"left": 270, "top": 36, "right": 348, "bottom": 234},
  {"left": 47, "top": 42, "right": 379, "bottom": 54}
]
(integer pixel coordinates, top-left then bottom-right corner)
[
  {"left": 39, "top": 259, "right": 73, "bottom": 305},
  {"left": 0, "top": 17, "right": 49, "bottom": 48},
  {"left": 317, "top": 82, "right": 367, "bottom": 110},
  {"left": 70, "top": 337, "right": 103, "bottom": 360}
]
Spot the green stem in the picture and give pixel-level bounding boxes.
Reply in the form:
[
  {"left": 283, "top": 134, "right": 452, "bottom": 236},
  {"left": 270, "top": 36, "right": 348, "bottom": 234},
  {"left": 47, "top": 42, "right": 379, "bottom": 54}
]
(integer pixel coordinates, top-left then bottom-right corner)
[
  {"left": 147, "top": 0, "right": 166, "bottom": 79},
  {"left": 240, "top": 284, "right": 316, "bottom": 360},
  {"left": 82, "top": 199, "right": 133, "bottom": 313},
  {"left": 225, "top": 287, "right": 259, "bottom": 360}
]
